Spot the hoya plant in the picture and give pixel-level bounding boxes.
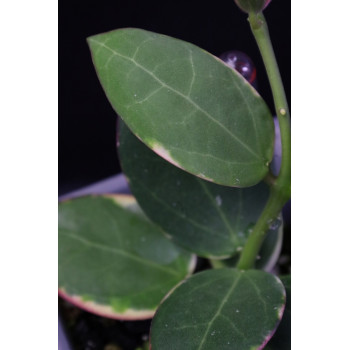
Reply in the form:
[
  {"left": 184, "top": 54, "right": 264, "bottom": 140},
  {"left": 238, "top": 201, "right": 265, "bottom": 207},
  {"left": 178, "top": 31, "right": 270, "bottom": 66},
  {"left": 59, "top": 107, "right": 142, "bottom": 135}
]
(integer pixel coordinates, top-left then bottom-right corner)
[{"left": 59, "top": 0, "right": 291, "bottom": 348}]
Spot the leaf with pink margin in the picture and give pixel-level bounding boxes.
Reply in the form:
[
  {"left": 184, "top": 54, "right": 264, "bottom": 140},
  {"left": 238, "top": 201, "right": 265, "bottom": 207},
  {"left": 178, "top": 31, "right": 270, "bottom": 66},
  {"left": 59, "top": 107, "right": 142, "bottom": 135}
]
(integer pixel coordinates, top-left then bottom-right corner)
[
  {"left": 88, "top": 28, "right": 274, "bottom": 188},
  {"left": 264, "top": 275, "right": 291, "bottom": 349},
  {"left": 58, "top": 194, "right": 196, "bottom": 320},
  {"left": 150, "top": 268, "right": 286, "bottom": 349}
]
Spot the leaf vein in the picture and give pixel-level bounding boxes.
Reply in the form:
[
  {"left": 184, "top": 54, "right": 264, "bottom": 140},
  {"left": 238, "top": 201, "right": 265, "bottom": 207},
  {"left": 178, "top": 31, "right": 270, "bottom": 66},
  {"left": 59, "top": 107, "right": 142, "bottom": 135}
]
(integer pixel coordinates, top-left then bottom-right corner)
[
  {"left": 187, "top": 49, "right": 196, "bottom": 96},
  {"left": 218, "top": 314, "right": 245, "bottom": 339},
  {"left": 245, "top": 274, "right": 268, "bottom": 318},
  {"left": 197, "top": 273, "right": 242, "bottom": 350},
  {"left": 132, "top": 179, "right": 230, "bottom": 240},
  {"left": 89, "top": 38, "right": 261, "bottom": 160},
  {"left": 59, "top": 229, "right": 180, "bottom": 276},
  {"left": 196, "top": 180, "right": 238, "bottom": 245}
]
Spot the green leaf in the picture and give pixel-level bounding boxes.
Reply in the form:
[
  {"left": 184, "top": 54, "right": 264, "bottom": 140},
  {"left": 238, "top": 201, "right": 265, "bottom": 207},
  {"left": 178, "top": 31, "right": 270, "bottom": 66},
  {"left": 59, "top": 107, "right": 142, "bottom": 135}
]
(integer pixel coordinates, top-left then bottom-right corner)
[
  {"left": 58, "top": 194, "right": 196, "bottom": 320},
  {"left": 210, "top": 214, "right": 283, "bottom": 270},
  {"left": 88, "top": 28, "right": 274, "bottom": 187},
  {"left": 118, "top": 119, "right": 277, "bottom": 258},
  {"left": 265, "top": 275, "right": 291, "bottom": 349},
  {"left": 150, "top": 268, "right": 286, "bottom": 350}
]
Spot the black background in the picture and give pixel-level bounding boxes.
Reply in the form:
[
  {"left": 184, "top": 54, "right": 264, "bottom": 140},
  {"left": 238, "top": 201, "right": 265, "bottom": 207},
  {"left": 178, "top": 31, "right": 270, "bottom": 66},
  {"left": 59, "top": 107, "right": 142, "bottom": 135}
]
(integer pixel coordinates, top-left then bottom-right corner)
[{"left": 59, "top": 0, "right": 290, "bottom": 195}]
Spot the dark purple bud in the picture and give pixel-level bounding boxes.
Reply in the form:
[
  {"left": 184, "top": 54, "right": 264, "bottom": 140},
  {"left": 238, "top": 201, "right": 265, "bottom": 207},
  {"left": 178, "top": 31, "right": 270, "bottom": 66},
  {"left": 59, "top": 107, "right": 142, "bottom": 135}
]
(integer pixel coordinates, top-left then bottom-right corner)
[
  {"left": 219, "top": 50, "right": 257, "bottom": 87},
  {"left": 234, "top": 0, "right": 272, "bottom": 13}
]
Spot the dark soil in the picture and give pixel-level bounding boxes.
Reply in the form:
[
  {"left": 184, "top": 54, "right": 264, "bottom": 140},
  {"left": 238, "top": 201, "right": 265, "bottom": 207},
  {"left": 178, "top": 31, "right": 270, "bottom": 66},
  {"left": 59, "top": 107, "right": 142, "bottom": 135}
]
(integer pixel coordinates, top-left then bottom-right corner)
[{"left": 59, "top": 297, "right": 151, "bottom": 350}]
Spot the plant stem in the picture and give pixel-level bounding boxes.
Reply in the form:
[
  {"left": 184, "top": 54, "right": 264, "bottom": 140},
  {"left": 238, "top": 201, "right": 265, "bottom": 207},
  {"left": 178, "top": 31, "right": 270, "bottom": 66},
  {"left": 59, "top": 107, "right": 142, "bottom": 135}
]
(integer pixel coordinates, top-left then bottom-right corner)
[{"left": 237, "top": 11, "right": 291, "bottom": 270}]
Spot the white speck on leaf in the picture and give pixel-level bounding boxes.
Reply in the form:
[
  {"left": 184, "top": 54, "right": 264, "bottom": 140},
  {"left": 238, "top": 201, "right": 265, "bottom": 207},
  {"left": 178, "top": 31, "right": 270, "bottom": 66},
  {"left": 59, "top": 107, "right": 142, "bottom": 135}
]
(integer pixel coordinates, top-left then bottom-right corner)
[{"left": 215, "top": 195, "right": 222, "bottom": 206}]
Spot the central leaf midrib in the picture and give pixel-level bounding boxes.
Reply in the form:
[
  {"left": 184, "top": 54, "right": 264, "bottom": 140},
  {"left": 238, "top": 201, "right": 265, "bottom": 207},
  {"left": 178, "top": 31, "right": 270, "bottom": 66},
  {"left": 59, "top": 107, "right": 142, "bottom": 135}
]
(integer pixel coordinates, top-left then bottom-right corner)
[
  {"left": 197, "top": 273, "right": 243, "bottom": 350},
  {"left": 59, "top": 229, "right": 180, "bottom": 276},
  {"left": 90, "top": 38, "right": 261, "bottom": 161}
]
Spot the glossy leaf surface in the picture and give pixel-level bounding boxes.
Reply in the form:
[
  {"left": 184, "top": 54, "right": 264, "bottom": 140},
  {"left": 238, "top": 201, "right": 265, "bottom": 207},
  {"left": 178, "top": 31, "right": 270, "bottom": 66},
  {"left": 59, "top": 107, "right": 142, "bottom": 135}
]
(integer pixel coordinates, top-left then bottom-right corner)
[
  {"left": 150, "top": 268, "right": 286, "bottom": 350},
  {"left": 118, "top": 120, "right": 276, "bottom": 258},
  {"left": 58, "top": 195, "right": 195, "bottom": 320},
  {"left": 88, "top": 28, "right": 274, "bottom": 187},
  {"left": 265, "top": 275, "right": 291, "bottom": 349}
]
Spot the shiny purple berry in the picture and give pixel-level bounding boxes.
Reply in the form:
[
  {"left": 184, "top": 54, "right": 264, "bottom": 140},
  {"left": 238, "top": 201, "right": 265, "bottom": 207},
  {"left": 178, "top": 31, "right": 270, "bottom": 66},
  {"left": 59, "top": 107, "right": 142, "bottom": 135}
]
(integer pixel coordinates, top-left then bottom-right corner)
[{"left": 219, "top": 50, "right": 257, "bottom": 85}]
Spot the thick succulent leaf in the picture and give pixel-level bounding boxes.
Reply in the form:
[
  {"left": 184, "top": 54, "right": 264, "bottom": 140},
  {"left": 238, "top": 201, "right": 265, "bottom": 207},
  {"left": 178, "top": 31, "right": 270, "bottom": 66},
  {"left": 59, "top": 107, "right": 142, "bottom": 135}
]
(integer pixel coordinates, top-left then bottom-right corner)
[
  {"left": 210, "top": 214, "right": 283, "bottom": 270},
  {"left": 265, "top": 275, "right": 291, "bottom": 349},
  {"left": 118, "top": 119, "right": 276, "bottom": 258},
  {"left": 88, "top": 28, "right": 274, "bottom": 187},
  {"left": 150, "top": 268, "right": 286, "bottom": 350},
  {"left": 58, "top": 194, "right": 196, "bottom": 320}
]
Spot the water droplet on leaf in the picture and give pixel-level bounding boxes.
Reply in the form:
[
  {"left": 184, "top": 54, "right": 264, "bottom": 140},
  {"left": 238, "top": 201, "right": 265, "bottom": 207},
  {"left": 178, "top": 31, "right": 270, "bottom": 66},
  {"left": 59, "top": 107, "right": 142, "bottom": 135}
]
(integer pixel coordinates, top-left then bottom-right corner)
[{"left": 268, "top": 217, "right": 282, "bottom": 230}]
